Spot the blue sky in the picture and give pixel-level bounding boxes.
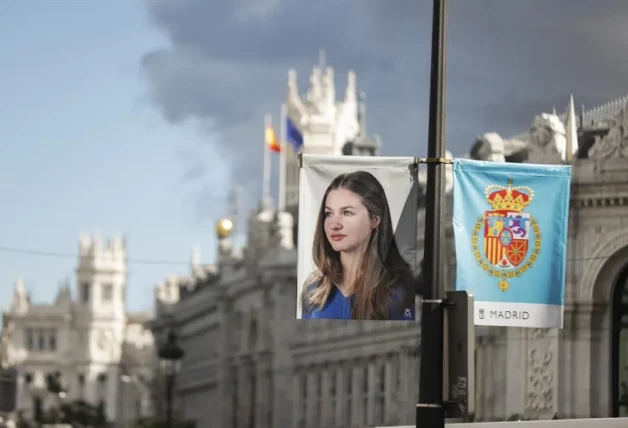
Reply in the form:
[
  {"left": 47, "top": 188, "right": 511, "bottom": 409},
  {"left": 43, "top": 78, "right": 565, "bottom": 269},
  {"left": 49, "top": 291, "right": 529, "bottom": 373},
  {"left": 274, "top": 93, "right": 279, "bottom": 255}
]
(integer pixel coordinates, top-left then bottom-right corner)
[{"left": 0, "top": 1, "right": 233, "bottom": 312}]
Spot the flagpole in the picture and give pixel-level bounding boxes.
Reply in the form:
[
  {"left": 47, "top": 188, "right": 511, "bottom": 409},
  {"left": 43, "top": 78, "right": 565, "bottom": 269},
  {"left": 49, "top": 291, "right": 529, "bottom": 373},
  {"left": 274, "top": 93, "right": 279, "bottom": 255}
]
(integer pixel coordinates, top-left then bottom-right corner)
[
  {"left": 263, "top": 114, "right": 272, "bottom": 205},
  {"left": 279, "top": 104, "right": 287, "bottom": 211}
]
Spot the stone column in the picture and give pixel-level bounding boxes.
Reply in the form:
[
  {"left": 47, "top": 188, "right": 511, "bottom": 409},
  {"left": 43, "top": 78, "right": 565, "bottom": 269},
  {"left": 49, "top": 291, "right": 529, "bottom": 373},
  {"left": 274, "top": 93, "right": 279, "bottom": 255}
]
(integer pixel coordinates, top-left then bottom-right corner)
[
  {"left": 504, "top": 327, "right": 526, "bottom": 418},
  {"left": 570, "top": 303, "right": 606, "bottom": 418},
  {"left": 216, "top": 299, "right": 230, "bottom": 428},
  {"left": 254, "top": 355, "right": 270, "bottom": 428},
  {"left": 350, "top": 363, "right": 361, "bottom": 427},
  {"left": 399, "top": 346, "right": 418, "bottom": 423},
  {"left": 306, "top": 368, "right": 317, "bottom": 427},
  {"left": 475, "top": 338, "right": 485, "bottom": 420},
  {"left": 384, "top": 353, "right": 395, "bottom": 425},
  {"left": 337, "top": 362, "right": 348, "bottom": 426},
  {"left": 366, "top": 359, "right": 376, "bottom": 425},
  {"left": 320, "top": 365, "right": 331, "bottom": 426},
  {"left": 291, "top": 369, "right": 303, "bottom": 428},
  {"left": 558, "top": 306, "right": 575, "bottom": 418},
  {"left": 484, "top": 334, "right": 495, "bottom": 421},
  {"left": 589, "top": 303, "right": 609, "bottom": 418},
  {"left": 238, "top": 357, "right": 253, "bottom": 427}
]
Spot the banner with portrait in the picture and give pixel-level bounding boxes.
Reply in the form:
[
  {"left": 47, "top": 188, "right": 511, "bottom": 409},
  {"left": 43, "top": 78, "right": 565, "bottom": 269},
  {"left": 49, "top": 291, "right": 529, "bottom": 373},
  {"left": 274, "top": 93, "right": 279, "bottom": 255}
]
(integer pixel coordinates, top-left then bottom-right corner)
[
  {"left": 296, "top": 154, "right": 419, "bottom": 321},
  {"left": 452, "top": 158, "right": 572, "bottom": 328}
]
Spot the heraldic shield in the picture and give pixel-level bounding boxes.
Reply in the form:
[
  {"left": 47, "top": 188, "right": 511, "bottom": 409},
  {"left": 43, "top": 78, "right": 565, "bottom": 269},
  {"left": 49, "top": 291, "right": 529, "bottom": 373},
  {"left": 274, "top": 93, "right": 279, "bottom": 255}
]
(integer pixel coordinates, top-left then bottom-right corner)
[{"left": 471, "top": 177, "right": 541, "bottom": 292}]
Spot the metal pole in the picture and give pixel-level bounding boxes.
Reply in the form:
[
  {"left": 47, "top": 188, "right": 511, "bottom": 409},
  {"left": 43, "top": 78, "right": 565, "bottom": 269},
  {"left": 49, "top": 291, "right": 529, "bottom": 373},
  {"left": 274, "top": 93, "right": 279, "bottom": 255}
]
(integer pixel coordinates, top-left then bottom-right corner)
[
  {"left": 166, "top": 374, "right": 174, "bottom": 428},
  {"left": 417, "top": 0, "right": 448, "bottom": 427}
]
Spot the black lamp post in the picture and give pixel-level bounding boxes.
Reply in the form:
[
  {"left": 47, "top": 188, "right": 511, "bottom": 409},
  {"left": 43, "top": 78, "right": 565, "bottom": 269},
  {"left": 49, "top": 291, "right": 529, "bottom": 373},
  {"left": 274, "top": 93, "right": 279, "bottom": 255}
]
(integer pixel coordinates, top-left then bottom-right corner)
[
  {"left": 158, "top": 331, "right": 184, "bottom": 428},
  {"left": 417, "top": 0, "right": 448, "bottom": 427}
]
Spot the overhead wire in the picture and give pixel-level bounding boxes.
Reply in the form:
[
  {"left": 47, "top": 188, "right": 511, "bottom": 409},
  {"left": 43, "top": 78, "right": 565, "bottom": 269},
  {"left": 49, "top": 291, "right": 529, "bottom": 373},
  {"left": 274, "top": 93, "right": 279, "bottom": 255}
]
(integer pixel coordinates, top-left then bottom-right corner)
[{"left": 0, "top": 245, "right": 626, "bottom": 265}]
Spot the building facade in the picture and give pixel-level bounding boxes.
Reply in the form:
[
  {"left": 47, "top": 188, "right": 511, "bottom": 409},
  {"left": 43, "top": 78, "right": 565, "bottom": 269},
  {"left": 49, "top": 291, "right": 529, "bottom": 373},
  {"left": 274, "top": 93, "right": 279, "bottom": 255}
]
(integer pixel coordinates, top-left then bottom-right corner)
[
  {"left": 148, "top": 62, "right": 628, "bottom": 427},
  {"left": 468, "top": 96, "right": 628, "bottom": 421},
  {"left": 1, "top": 235, "right": 155, "bottom": 426}
]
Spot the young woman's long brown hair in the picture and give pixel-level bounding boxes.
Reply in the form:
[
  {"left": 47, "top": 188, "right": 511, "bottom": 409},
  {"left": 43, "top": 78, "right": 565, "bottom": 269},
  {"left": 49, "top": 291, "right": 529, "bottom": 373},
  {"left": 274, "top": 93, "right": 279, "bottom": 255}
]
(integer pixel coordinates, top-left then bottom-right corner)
[{"left": 302, "top": 170, "right": 414, "bottom": 320}]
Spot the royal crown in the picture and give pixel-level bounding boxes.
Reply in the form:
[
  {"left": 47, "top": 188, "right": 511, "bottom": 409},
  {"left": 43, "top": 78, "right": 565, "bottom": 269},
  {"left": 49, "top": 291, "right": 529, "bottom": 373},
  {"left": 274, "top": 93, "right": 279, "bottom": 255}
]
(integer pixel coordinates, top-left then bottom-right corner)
[{"left": 484, "top": 178, "right": 533, "bottom": 212}]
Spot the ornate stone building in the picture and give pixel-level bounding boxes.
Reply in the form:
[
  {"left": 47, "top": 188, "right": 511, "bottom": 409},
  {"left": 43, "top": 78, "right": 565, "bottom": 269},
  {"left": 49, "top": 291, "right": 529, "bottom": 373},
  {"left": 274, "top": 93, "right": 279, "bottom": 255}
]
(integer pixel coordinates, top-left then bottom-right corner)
[
  {"left": 148, "top": 60, "right": 628, "bottom": 426},
  {"left": 148, "top": 62, "right": 422, "bottom": 428},
  {"left": 1, "top": 235, "right": 155, "bottom": 426}
]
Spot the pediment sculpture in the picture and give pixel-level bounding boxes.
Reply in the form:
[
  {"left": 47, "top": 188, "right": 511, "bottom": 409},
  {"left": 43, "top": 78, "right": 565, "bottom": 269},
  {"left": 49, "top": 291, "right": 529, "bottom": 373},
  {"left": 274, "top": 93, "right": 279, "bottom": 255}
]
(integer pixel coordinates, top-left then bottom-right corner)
[{"left": 588, "top": 107, "right": 628, "bottom": 160}]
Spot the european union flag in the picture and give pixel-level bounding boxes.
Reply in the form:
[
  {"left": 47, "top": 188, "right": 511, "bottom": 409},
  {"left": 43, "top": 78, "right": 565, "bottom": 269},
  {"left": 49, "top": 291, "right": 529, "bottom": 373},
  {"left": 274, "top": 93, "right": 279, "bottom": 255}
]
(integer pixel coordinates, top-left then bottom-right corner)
[
  {"left": 452, "top": 159, "right": 572, "bottom": 329},
  {"left": 286, "top": 117, "right": 303, "bottom": 151}
]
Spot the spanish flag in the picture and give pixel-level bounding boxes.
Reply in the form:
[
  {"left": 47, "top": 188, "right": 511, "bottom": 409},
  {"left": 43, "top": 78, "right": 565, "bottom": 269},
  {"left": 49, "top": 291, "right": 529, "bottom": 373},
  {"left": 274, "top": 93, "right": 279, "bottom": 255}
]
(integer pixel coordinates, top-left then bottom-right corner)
[{"left": 265, "top": 124, "right": 281, "bottom": 153}]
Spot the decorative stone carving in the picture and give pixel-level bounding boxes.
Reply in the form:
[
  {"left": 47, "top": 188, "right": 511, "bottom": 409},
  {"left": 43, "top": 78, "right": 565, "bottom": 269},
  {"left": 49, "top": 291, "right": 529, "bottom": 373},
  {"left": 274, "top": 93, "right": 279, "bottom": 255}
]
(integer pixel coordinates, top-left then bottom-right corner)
[
  {"left": 527, "top": 114, "right": 566, "bottom": 163},
  {"left": 287, "top": 69, "right": 305, "bottom": 117},
  {"left": 579, "top": 227, "right": 628, "bottom": 302},
  {"left": 470, "top": 113, "right": 567, "bottom": 165},
  {"left": 588, "top": 107, "right": 628, "bottom": 160},
  {"left": 525, "top": 328, "right": 557, "bottom": 419}
]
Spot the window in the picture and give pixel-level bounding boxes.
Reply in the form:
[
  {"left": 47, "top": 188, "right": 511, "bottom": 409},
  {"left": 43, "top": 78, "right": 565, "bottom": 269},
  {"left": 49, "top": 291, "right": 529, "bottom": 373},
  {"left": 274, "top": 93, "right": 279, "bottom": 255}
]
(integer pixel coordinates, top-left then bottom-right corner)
[
  {"left": 24, "top": 373, "right": 33, "bottom": 384},
  {"left": 97, "top": 373, "right": 107, "bottom": 401},
  {"left": 48, "top": 329, "right": 57, "bottom": 351},
  {"left": 25, "top": 328, "right": 34, "bottom": 350},
  {"left": 81, "top": 282, "right": 90, "bottom": 303},
  {"left": 33, "top": 397, "right": 43, "bottom": 423},
  {"left": 37, "top": 330, "right": 45, "bottom": 351},
  {"left": 78, "top": 374, "right": 85, "bottom": 399},
  {"left": 101, "top": 284, "right": 113, "bottom": 302}
]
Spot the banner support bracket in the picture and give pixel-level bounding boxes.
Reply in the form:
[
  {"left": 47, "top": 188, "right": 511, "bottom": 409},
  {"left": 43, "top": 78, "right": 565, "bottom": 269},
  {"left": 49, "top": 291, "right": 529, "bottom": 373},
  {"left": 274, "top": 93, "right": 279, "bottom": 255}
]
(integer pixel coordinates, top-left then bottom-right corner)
[{"left": 417, "top": 157, "right": 453, "bottom": 165}]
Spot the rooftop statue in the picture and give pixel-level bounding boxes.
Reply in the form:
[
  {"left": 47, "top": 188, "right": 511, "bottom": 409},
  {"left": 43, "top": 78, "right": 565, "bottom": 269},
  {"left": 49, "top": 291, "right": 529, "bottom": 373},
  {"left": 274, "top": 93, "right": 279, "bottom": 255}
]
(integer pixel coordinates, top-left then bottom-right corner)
[
  {"left": 471, "top": 113, "right": 569, "bottom": 164},
  {"left": 589, "top": 107, "right": 628, "bottom": 160}
]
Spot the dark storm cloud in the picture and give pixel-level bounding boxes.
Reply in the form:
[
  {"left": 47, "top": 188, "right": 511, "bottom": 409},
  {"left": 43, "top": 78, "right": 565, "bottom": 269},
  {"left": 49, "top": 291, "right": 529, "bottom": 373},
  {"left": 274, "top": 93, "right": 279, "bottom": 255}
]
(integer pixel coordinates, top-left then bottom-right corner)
[{"left": 141, "top": 0, "right": 628, "bottom": 213}]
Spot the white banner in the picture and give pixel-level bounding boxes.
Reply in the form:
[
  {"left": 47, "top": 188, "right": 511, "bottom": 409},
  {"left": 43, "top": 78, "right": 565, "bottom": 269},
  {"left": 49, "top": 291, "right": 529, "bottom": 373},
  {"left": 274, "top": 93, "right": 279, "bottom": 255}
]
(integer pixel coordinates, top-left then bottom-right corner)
[{"left": 296, "top": 154, "right": 419, "bottom": 321}]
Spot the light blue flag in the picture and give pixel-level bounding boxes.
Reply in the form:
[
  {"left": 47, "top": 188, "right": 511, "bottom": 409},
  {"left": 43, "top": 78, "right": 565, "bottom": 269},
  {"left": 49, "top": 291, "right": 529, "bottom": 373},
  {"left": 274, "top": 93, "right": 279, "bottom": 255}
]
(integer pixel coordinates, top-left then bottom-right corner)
[{"left": 452, "top": 159, "right": 572, "bottom": 328}]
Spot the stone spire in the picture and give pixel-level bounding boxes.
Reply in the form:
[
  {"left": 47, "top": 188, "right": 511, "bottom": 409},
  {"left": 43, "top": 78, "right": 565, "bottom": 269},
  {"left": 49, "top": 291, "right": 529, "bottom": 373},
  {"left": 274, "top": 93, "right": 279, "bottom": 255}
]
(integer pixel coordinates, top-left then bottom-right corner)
[
  {"left": 564, "top": 94, "right": 578, "bottom": 162},
  {"left": 11, "top": 277, "right": 28, "bottom": 314}
]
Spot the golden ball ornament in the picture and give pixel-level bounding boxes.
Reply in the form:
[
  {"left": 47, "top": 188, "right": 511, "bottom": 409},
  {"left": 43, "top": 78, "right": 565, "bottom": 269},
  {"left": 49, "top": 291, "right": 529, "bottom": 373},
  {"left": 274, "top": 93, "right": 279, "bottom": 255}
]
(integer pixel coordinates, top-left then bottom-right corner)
[{"left": 216, "top": 218, "right": 234, "bottom": 239}]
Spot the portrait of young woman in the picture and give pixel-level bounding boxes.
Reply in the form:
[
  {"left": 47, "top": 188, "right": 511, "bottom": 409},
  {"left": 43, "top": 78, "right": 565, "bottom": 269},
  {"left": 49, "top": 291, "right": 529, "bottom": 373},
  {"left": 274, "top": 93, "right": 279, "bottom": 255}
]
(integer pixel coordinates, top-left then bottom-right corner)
[{"left": 300, "top": 170, "right": 416, "bottom": 321}]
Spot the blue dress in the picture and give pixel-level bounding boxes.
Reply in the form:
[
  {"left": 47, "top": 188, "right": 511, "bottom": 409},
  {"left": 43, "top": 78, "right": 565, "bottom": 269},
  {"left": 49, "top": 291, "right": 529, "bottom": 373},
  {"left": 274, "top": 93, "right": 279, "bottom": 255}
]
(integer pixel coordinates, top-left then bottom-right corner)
[{"left": 301, "top": 283, "right": 415, "bottom": 321}]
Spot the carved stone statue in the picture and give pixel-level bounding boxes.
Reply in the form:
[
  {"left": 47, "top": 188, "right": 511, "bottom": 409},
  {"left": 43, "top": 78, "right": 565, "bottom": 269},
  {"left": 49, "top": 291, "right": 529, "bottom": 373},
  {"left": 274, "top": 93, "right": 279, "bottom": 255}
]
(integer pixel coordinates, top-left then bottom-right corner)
[
  {"left": 527, "top": 113, "right": 566, "bottom": 164},
  {"left": 471, "top": 133, "right": 527, "bottom": 162},
  {"left": 470, "top": 113, "right": 567, "bottom": 165},
  {"left": 323, "top": 67, "right": 335, "bottom": 107},
  {"left": 306, "top": 67, "right": 322, "bottom": 104},
  {"left": 588, "top": 107, "right": 628, "bottom": 160}
]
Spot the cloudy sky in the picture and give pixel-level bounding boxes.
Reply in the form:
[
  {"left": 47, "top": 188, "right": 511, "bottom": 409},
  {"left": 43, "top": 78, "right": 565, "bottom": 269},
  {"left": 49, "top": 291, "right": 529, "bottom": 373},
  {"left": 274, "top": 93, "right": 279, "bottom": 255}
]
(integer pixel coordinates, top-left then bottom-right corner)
[{"left": 2, "top": 0, "right": 627, "bottom": 311}]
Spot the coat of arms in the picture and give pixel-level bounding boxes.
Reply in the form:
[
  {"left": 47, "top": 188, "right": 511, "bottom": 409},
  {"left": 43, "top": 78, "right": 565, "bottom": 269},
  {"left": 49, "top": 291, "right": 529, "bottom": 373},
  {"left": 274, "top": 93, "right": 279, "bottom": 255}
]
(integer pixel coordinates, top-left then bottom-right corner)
[{"left": 471, "top": 177, "right": 541, "bottom": 291}]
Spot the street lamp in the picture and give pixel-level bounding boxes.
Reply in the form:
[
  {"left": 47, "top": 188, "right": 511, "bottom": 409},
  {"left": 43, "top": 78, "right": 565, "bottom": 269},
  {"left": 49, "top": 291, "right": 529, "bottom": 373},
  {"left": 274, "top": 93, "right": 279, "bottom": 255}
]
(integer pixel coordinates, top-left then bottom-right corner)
[
  {"left": 158, "top": 331, "right": 184, "bottom": 428},
  {"left": 417, "top": 0, "right": 448, "bottom": 427}
]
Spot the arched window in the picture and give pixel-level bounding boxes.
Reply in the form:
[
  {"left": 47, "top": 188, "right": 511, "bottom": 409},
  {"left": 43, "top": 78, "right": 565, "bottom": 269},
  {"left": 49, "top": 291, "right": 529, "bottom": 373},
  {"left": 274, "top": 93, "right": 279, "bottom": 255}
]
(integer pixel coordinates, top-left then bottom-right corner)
[
  {"left": 249, "top": 317, "right": 258, "bottom": 352},
  {"left": 611, "top": 264, "right": 628, "bottom": 417}
]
